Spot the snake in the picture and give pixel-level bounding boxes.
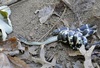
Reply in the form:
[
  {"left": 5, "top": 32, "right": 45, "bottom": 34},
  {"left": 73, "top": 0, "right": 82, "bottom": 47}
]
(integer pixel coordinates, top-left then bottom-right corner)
[
  {"left": 18, "top": 24, "right": 98, "bottom": 50},
  {"left": 18, "top": 36, "right": 58, "bottom": 46}
]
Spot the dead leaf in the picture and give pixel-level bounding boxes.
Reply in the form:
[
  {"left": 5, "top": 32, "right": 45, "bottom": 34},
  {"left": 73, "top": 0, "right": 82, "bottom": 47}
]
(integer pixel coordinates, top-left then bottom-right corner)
[
  {"left": 0, "top": 53, "right": 29, "bottom": 68},
  {"left": 31, "top": 44, "right": 58, "bottom": 68},
  {"left": 0, "top": 37, "right": 18, "bottom": 51},
  {"left": 78, "top": 44, "right": 96, "bottom": 68},
  {"left": 0, "top": 37, "right": 24, "bottom": 56},
  {"left": 8, "top": 37, "right": 18, "bottom": 50},
  {"left": 0, "top": 53, "right": 13, "bottom": 68},
  {"left": 35, "top": 5, "right": 55, "bottom": 23},
  {"left": 8, "top": 55, "right": 30, "bottom": 68}
]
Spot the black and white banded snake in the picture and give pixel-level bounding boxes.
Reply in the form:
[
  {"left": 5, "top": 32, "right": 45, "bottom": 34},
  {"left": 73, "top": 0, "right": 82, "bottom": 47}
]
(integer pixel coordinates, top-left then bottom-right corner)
[{"left": 18, "top": 24, "right": 100, "bottom": 50}]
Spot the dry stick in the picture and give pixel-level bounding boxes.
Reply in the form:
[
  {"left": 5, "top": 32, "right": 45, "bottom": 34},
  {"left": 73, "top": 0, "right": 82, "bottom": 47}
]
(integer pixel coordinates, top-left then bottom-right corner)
[
  {"left": 9, "top": 0, "right": 27, "bottom": 7},
  {"left": 37, "top": 8, "right": 67, "bottom": 41}
]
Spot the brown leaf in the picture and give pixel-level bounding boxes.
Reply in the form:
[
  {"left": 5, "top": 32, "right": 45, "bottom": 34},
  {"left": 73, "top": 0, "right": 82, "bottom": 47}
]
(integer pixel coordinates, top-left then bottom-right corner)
[
  {"left": 8, "top": 37, "right": 18, "bottom": 49},
  {"left": 8, "top": 55, "right": 30, "bottom": 68},
  {"left": 2, "top": 37, "right": 18, "bottom": 51},
  {"left": 0, "top": 53, "right": 13, "bottom": 68},
  {"left": 8, "top": 37, "right": 17, "bottom": 42}
]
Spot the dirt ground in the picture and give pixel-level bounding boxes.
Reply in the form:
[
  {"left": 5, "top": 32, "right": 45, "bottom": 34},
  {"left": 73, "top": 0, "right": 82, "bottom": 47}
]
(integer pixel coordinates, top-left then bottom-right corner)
[{"left": 7, "top": 0, "right": 100, "bottom": 68}]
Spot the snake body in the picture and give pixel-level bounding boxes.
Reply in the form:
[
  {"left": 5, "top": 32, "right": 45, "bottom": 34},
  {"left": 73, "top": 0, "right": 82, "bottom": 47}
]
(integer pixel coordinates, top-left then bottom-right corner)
[
  {"left": 19, "top": 36, "right": 58, "bottom": 46},
  {"left": 19, "top": 24, "right": 97, "bottom": 49}
]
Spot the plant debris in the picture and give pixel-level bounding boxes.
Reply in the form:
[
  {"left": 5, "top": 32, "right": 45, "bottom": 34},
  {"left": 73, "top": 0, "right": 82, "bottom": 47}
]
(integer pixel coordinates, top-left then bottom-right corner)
[
  {"left": 8, "top": 55, "right": 30, "bottom": 68},
  {"left": 0, "top": 53, "right": 30, "bottom": 68},
  {"left": 0, "top": 0, "right": 99, "bottom": 68},
  {"left": 0, "top": 53, "right": 13, "bottom": 68},
  {"left": 35, "top": 5, "right": 55, "bottom": 24},
  {"left": 78, "top": 44, "right": 96, "bottom": 68},
  {"left": 0, "top": 37, "right": 30, "bottom": 68},
  {"left": 31, "top": 44, "right": 58, "bottom": 68}
]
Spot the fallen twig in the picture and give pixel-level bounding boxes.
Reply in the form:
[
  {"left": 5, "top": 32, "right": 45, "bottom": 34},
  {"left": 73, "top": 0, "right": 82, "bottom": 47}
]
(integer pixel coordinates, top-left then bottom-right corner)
[{"left": 8, "top": 0, "right": 27, "bottom": 7}]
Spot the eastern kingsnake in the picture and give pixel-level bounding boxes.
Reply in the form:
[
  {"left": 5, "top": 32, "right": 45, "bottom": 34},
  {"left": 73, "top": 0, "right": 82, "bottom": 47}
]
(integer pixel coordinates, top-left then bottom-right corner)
[{"left": 19, "top": 24, "right": 97, "bottom": 50}]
